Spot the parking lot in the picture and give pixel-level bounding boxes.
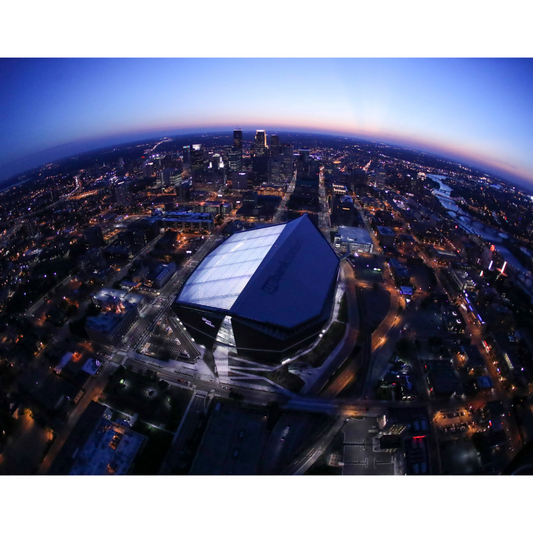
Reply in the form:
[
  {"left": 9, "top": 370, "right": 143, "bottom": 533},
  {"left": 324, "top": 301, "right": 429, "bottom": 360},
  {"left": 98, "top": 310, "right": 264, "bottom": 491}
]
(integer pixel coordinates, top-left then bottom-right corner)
[
  {"left": 341, "top": 417, "right": 397, "bottom": 475},
  {"left": 432, "top": 408, "right": 476, "bottom": 439},
  {"left": 349, "top": 254, "right": 384, "bottom": 284}
]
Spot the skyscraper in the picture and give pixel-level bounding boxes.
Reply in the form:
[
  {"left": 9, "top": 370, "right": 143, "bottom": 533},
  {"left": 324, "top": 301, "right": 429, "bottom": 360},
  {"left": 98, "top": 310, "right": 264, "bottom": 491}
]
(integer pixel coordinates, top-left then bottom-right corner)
[
  {"left": 228, "top": 148, "right": 241, "bottom": 172},
  {"left": 233, "top": 129, "right": 243, "bottom": 152},
  {"left": 374, "top": 167, "right": 387, "bottom": 189},
  {"left": 231, "top": 129, "right": 243, "bottom": 171},
  {"left": 299, "top": 149, "right": 310, "bottom": 163},
  {"left": 270, "top": 133, "right": 280, "bottom": 155},
  {"left": 159, "top": 168, "right": 181, "bottom": 189},
  {"left": 25, "top": 219, "right": 37, "bottom": 238},
  {"left": 255, "top": 130, "right": 267, "bottom": 157},
  {"left": 143, "top": 162, "right": 154, "bottom": 178},
  {"left": 182, "top": 145, "right": 191, "bottom": 166},
  {"left": 191, "top": 144, "right": 204, "bottom": 172},
  {"left": 232, "top": 172, "right": 249, "bottom": 190},
  {"left": 85, "top": 226, "right": 104, "bottom": 248},
  {"left": 282, "top": 143, "right": 294, "bottom": 181},
  {"left": 115, "top": 181, "right": 131, "bottom": 206},
  {"left": 268, "top": 155, "right": 283, "bottom": 184}
]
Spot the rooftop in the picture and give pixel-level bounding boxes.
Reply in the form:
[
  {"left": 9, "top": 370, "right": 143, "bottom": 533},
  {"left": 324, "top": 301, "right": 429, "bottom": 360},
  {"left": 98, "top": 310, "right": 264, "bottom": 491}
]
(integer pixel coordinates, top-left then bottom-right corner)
[
  {"left": 69, "top": 417, "right": 146, "bottom": 475},
  {"left": 86, "top": 306, "right": 134, "bottom": 334},
  {"left": 377, "top": 226, "right": 396, "bottom": 236},
  {"left": 176, "top": 214, "right": 339, "bottom": 329},
  {"left": 156, "top": 211, "right": 213, "bottom": 222},
  {"left": 338, "top": 226, "right": 373, "bottom": 245},
  {"left": 93, "top": 287, "right": 144, "bottom": 307}
]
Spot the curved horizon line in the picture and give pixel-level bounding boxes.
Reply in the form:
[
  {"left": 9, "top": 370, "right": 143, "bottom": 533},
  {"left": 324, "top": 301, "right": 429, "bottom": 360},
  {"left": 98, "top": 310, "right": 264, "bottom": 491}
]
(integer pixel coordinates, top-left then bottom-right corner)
[{"left": 2, "top": 123, "right": 532, "bottom": 192}]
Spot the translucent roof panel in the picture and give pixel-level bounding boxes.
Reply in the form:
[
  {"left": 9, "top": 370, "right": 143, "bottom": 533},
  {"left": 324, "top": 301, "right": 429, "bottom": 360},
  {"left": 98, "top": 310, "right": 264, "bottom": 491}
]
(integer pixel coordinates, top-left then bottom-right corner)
[
  {"left": 176, "top": 215, "right": 340, "bottom": 329},
  {"left": 232, "top": 215, "right": 339, "bottom": 328},
  {"left": 177, "top": 223, "right": 286, "bottom": 311}
]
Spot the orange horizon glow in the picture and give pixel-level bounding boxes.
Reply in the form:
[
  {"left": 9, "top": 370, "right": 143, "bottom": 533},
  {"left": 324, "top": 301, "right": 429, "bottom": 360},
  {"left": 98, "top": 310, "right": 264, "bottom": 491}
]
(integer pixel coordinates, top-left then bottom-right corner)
[{"left": 92, "top": 116, "right": 533, "bottom": 187}]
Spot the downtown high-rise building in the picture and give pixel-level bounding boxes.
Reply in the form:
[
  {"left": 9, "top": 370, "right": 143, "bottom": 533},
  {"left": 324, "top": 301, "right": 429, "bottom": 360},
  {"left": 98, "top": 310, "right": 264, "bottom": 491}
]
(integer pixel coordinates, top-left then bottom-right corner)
[
  {"left": 232, "top": 172, "right": 249, "bottom": 190},
  {"left": 374, "top": 167, "right": 386, "bottom": 189},
  {"left": 268, "top": 155, "right": 284, "bottom": 184},
  {"left": 282, "top": 143, "right": 294, "bottom": 181},
  {"left": 115, "top": 181, "right": 131, "bottom": 206},
  {"left": 270, "top": 133, "right": 280, "bottom": 155},
  {"left": 254, "top": 130, "right": 267, "bottom": 157},
  {"left": 230, "top": 129, "right": 243, "bottom": 171},
  {"left": 182, "top": 145, "right": 191, "bottom": 166},
  {"left": 191, "top": 144, "right": 204, "bottom": 172},
  {"left": 299, "top": 149, "right": 311, "bottom": 163},
  {"left": 158, "top": 168, "right": 182, "bottom": 189},
  {"left": 234, "top": 129, "right": 243, "bottom": 152},
  {"left": 143, "top": 162, "right": 154, "bottom": 178},
  {"left": 228, "top": 149, "right": 242, "bottom": 172}
]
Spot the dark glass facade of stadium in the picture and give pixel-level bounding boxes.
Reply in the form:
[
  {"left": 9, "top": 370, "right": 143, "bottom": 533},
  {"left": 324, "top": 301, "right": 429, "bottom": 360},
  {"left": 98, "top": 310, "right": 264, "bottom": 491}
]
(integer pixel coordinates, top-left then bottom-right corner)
[
  {"left": 172, "top": 214, "right": 340, "bottom": 363},
  {"left": 172, "top": 272, "right": 337, "bottom": 363}
]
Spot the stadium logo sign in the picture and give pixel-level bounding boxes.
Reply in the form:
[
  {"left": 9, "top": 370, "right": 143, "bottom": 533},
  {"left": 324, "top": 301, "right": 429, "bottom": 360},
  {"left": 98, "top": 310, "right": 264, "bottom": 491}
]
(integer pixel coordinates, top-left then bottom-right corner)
[
  {"left": 202, "top": 317, "right": 215, "bottom": 328},
  {"left": 261, "top": 239, "right": 304, "bottom": 294}
]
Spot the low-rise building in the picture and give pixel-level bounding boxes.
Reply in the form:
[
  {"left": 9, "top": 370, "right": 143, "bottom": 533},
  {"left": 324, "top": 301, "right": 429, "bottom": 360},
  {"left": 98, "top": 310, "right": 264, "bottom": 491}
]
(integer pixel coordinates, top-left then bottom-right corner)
[
  {"left": 376, "top": 226, "right": 396, "bottom": 247},
  {"left": 389, "top": 258, "right": 410, "bottom": 285},
  {"left": 155, "top": 211, "right": 213, "bottom": 232},
  {"left": 459, "top": 344, "right": 486, "bottom": 372},
  {"left": 103, "top": 245, "right": 133, "bottom": 263},
  {"left": 86, "top": 288, "right": 145, "bottom": 347},
  {"left": 449, "top": 269, "right": 476, "bottom": 291},
  {"left": 50, "top": 402, "right": 146, "bottom": 475},
  {"left": 145, "top": 262, "right": 176, "bottom": 289},
  {"left": 334, "top": 226, "right": 374, "bottom": 254},
  {"left": 427, "top": 246, "right": 458, "bottom": 264},
  {"left": 424, "top": 359, "right": 461, "bottom": 398}
]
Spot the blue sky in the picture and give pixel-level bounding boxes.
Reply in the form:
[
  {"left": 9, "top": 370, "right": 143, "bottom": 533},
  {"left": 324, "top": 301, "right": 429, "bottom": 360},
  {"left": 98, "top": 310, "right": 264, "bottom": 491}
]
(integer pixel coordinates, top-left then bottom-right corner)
[{"left": 1, "top": 58, "right": 532, "bottom": 188}]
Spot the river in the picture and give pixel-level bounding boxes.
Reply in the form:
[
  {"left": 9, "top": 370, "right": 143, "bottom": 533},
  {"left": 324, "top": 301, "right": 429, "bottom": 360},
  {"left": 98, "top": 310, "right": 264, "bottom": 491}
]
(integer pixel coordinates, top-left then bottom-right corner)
[{"left": 427, "top": 174, "right": 530, "bottom": 277}]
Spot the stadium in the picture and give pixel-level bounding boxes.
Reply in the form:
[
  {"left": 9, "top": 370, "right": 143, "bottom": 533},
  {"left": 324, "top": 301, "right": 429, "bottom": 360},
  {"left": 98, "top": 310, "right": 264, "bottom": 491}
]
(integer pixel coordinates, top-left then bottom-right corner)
[{"left": 173, "top": 214, "right": 340, "bottom": 363}]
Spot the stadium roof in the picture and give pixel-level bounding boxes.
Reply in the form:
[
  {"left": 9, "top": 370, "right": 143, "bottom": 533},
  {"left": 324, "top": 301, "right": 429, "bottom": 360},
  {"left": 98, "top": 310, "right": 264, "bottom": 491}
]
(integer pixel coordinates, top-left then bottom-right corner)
[{"left": 176, "top": 214, "right": 339, "bottom": 329}]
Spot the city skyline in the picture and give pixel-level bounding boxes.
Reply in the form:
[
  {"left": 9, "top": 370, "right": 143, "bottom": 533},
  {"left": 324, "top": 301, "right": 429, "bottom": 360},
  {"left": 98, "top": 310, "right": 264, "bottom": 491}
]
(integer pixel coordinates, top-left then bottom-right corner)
[
  {"left": 0, "top": 124, "right": 532, "bottom": 479},
  {"left": 1, "top": 58, "right": 532, "bottom": 190},
  {"left": 2, "top": 0, "right": 531, "bottom": 524}
]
